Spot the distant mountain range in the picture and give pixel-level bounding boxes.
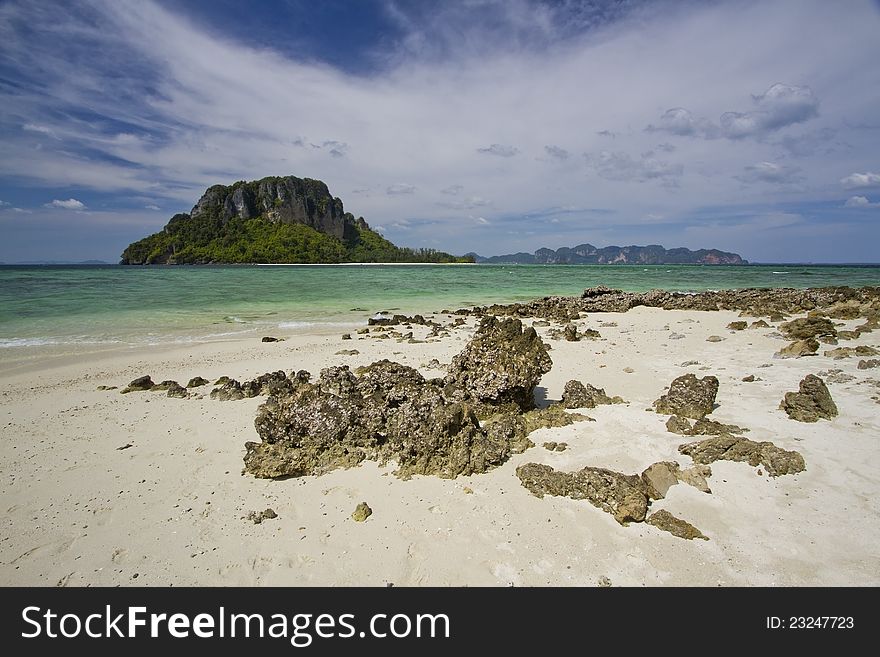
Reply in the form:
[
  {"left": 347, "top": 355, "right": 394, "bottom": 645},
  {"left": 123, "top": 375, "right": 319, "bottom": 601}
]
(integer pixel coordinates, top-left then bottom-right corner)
[{"left": 468, "top": 244, "right": 746, "bottom": 265}]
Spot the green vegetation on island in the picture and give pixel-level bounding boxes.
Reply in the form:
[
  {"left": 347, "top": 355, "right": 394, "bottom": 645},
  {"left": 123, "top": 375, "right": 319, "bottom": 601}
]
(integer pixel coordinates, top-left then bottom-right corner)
[{"left": 121, "top": 175, "right": 472, "bottom": 265}]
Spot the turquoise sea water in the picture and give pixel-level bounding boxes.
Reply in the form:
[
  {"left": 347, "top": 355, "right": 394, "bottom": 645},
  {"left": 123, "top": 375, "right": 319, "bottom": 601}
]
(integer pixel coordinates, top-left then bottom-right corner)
[{"left": 1, "top": 264, "right": 879, "bottom": 350}]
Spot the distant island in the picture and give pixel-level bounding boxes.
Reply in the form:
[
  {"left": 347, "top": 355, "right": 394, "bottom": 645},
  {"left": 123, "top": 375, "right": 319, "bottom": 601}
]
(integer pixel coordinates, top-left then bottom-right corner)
[
  {"left": 469, "top": 244, "right": 746, "bottom": 265},
  {"left": 121, "top": 175, "right": 471, "bottom": 265}
]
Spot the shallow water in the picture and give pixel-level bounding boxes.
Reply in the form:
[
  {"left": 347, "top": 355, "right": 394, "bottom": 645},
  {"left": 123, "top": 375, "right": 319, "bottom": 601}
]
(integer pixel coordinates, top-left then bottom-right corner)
[{"left": 1, "top": 263, "right": 878, "bottom": 348}]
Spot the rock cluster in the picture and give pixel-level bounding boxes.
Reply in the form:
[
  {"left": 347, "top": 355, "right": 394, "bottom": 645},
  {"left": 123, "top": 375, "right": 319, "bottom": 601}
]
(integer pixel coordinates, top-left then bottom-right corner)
[
  {"left": 516, "top": 461, "right": 710, "bottom": 538},
  {"left": 243, "top": 319, "right": 571, "bottom": 480},
  {"left": 454, "top": 285, "right": 880, "bottom": 323}
]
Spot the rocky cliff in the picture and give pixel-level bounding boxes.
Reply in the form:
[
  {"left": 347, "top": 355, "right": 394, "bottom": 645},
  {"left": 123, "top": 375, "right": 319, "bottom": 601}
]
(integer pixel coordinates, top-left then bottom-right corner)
[
  {"left": 472, "top": 243, "right": 745, "bottom": 265},
  {"left": 121, "top": 176, "right": 467, "bottom": 265}
]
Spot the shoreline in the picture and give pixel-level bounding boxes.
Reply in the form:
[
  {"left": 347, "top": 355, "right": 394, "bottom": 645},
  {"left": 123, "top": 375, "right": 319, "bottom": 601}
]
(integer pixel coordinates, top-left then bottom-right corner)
[{"left": 1, "top": 286, "right": 879, "bottom": 586}]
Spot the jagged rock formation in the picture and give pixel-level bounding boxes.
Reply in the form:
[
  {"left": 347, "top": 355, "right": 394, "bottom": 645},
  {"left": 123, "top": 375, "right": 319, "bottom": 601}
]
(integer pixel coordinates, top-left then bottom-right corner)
[
  {"left": 679, "top": 436, "right": 806, "bottom": 477},
  {"left": 516, "top": 463, "right": 650, "bottom": 524},
  {"left": 646, "top": 510, "right": 708, "bottom": 540},
  {"left": 653, "top": 374, "right": 719, "bottom": 419},
  {"left": 561, "top": 380, "right": 624, "bottom": 409},
  {"left": 120, "top": 175, "right": 469, "bottom": 264},
  {"left": 780, "top": 374, "right": 838, "bottom": 422},
  {"left": 472, "top": 243, "right": 745, "bottom": 265},
  {"left": 242, "top": 324, "right": 578, "bottom": 480},
  {"left": 442, "top": 316, "right": 552, "bottom": 414}
]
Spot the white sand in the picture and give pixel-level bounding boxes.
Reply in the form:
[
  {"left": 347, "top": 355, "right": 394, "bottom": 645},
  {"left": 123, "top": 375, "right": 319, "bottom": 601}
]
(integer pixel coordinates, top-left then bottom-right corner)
[{"left": 1, "top": 308, "right": 878, "bottom": 586}]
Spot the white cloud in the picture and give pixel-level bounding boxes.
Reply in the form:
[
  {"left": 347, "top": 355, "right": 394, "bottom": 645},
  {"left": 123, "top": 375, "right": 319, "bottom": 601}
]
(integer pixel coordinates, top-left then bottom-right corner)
[
  {"left": 46, "top": 198, "right": 86, "bottom": 210},
  {"left": 22, "top": 123, "right": 59, "bottom": 139},
  {"left": 438, "top": 196, "right": 491, "bottom": 210},
  {"left": 0, "top": 200, "right": 9, "bottom": 206},
  {"left": 840, "top": 172, "right": 880, "bottom": 189},
  {"left": 386, "top": 184, "right": 416, "bottom": 195},
  {"left": 440, "top": 184, "right": 464, "bottom": 195},
  {"left": 544, "top": 145, "right": 570, "bottom": 160},
  {"left": 843, "top": 195, "right": 880, "bottom": 208},
  {"left": 145, "top": 204, "right": 161, "bottom": 210},
  {"left": 586, "top": 151, "right": 683, "bottom": 183},
  {"left": 736, "top": 161, "right": 802, "bottom": 185},
  {"left": 477, "top": 144, "right": 519, "bottom": 157},
  {"left": 649, "top": 83, "right": 819, "bottom": 140}
]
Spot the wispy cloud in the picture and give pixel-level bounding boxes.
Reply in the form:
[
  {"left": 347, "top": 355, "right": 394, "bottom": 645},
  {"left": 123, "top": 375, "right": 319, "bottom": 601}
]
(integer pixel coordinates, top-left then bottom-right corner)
[
  {"left": 386, "top": 183, "right": 416, "bottom": 195},
  {"left": 736, "top": 161, "right": 803, "bottom": 185},
  {"left": 477, "top": 144, "right": 519, "bottom": 158}
]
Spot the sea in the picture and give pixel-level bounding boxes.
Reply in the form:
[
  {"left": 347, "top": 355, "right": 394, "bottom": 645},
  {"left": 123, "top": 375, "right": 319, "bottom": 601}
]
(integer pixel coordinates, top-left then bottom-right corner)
[{"left": 1, "top": 264, "right": 878, "bottom": 353}]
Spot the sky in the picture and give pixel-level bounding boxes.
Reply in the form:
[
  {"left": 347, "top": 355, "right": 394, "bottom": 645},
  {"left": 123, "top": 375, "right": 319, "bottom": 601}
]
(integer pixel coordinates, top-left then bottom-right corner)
[{"left": 1, "top": 0, "right": 879, "bottom": 263}]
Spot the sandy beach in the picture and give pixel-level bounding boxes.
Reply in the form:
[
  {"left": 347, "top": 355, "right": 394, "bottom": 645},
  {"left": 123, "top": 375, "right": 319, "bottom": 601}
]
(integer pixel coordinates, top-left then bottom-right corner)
[{"left": 1, "top": 298, "right": 879, "bottom": 587}]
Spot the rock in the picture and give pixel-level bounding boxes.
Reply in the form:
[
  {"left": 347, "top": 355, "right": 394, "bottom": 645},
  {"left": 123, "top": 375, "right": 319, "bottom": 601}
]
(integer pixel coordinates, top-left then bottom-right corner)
[
  {"left": 563, "top": 323, "right": 579, "bottom": 341},
  {"left": 96, "top": 385, "right": 118, "bottom": 391},
  {"left": 646, "top": 510, "right": 708, "bottom": 540},
  {"left": 665, "top": 415, "right": 693, "bottom": 435},
  {"left": 246, "top": 508, "right": 277, "bottom": 524},
  {"left": 816, "top": 369, "right": 855, "bottom": 384},
  {"left": 824, "top": 346, "right": 880, "bottom": 359},
  {"left": 679, "top": 436, "right": 806, "bottom": 477},
  {"left": 335, "top": 349, "right": 360, "bottom": 356},
  {"left": 211, "top": 380, "right": 245, "bottom": 401},
  {"left": 341, "top": 333, "right": 352, "bottom": 340},
  {"left": 542, "top": 441, "right": 568, "bottom": 452},
  {"left": 836, "top": 330, "right": 861, "bottom": 340},
  {"left": 686, "top": 417, "right": 748, "bottom": 436},
  {"left": 561, "top": 380, "right": 624, "bottom": 409},
  {"left": 669, "top": 332, "right": 685, "bottom": 340},
  {"left": 653, "top": 374, "right": 719, "bottom": 419},
  {"left": 151, "top": 380, "right": 179, "bottom": 391},
  {"left": 351, "top": 502, "right": 372, "bottom": 522},
  {"left": 597, "top": 576, "right": 612, "bottom": 587},
  {"left": 261, "top": 336, "right": 283, "bottom": 342},
  {"left": 780, "top": 374, "right": 838, "bottom": 422},
  {"left": 532, "top": 320, "right": 550, "bottom": 327},
  {"left": 121, "top": 375, "right": 154, "bottom": 394},
  {"left": 522, "top": 406, "right": 592, "bottom": 433},
  {"left": 241, "top": 370, "right": 293, "bottom": 398},
  {"left": 750, "top": 320, "right": 770, "bottom": 329},
  {"left": 706, "top": 335, "right": 723, "bottom": 342},
  {"left": 677, "top": 464, "right": 712, "bottom": 493},
  {"left": 516, "top": 462, "right": 649, "bottom": 525},
  {"left": 214, "top": 376, "right": 231, "bottom": 385},
  {"left": 819, "top": 336, "right": 838, "bottom": 345},
  {"left": 680, "top": 360, "right": 700, "bottom": 367},
  {"left": 727, "top": 321, "right": 747, "bottom": 330},
  {"left": 356, "top": 328, "right": 369, "bottom": 334},
  {"left": 187, "top": 376, "right": 209, "bottom": 388},
  {"left": 859, "top": 359, "right": 880, "bottom": 369},
  {"left": 779, "top": 316, "right": 836, "bottom": 341},
  {"left": 166, "top": 382, "right": 188, "bottom": 398},
  {"left": 775, "top": 338, "right": 819, "bottom": 359},
  {"left": 640, "top": 461, "right": 680, "bottom": 500},
  {"left": 741, "top": 374, "right": 755, "bottom": 382},
  {"left": 623, "top": 367, "right": 635, "bottom": 374},
  {"left": 443, "top": 316, "right": 552, "bottom": 411}
]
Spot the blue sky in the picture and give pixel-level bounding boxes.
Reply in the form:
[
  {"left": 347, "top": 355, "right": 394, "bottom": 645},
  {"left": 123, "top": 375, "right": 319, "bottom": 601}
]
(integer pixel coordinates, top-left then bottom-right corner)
[{"left": 1, "top": 0, "right": 879, "bottom": 263}]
